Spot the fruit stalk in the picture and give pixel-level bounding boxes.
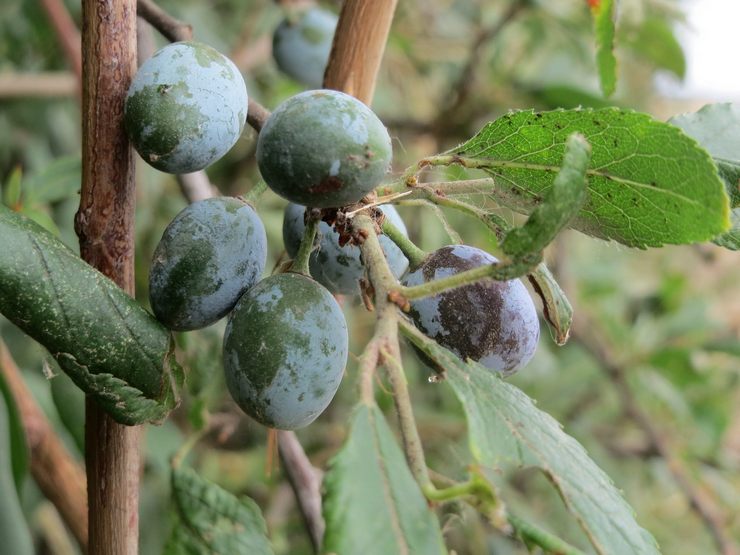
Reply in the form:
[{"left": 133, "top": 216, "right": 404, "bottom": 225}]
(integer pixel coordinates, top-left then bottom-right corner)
[
  {"left": 292, "top": 209, "right": 320, "bottom": 276},
  {"left": 78, "top": 1, "right": 140, "bottom": 553},
  {"left": 381, "top": 218, "right": 427, "bottom": 268}
]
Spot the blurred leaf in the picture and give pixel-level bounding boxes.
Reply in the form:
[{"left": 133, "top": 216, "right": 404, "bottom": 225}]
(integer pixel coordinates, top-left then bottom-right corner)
[
  {"left": 625, "top": 17, "right": 686, "bottom": 79},
  {"left": 3, "top": 166, "right": 22, "bottom": 209},
  {"left": 669, "top": 103, "right": 740, "bottom": 207},
  {"left": 0, "top": 359, "right": 28, "bottom": 492},
  {"left": 444, "top": 108, "right": 730, "bottom": 247},
  {"left": 590, "top": 0, "right": 617, "bottom": 96},
  {"left": 502, "top": 133, "right": 590, "bottom": 257},
  {"left": 323, "top": 404, "right": 447, "bottom": 555},
  {"left": 23, "top": 155, "right": 81, "bottom": 204},
  {"left": 165, "top": 465, "right": 273, "bottom": 555},
  {"left": 711, "top": 208, "right": 740, "bottom": 250},
  {"left": 50, "top": 371, "right": 85, "bottom": 453},
  {"left": 527, "top": 84, "right": 614, "bottom": 110},
  {"left": 0, "top": 393, "right": 34, "bottom": 555},
  {"left": 403, "top": 324, "right": 660, "bottom": 555},
  {"left": 19, "top": 205, "right": 60, "bottom": 235},
  {"left": 0, "top": 204, "right": 183, "bottom": 425}
]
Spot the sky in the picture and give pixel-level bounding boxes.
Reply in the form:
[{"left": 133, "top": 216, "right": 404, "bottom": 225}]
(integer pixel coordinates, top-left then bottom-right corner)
[{"left": 656, "top": 0, "right": 740, "bottom": 100}]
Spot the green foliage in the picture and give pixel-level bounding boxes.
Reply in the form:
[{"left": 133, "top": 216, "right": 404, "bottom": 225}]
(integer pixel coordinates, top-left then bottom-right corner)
[
  {"left": 405, "top": 324, "right": 659, "bottom": 555},
  {"left": 624, "top": 17, "right": 686, "bottom": 79},
  {"left": 442, "top": 108, "right": 730, "bottom": 247},
  {"left": 0, "top": 392, "right": 33, "bottom": 555},
  {"left": 323, "top": 404, "right": 446, "bottom": 555},
  {"left": 165, "top": 465, "right": 273, "bottom": 554},
  {"left": 0, "top": 205, "right": 183, "bottom": 425},
  {"left": 590, "top": 0, "right": 617, "bottom": 97},
  {"left": 0, "top": 368, "right": 28, "bottom": 492}
]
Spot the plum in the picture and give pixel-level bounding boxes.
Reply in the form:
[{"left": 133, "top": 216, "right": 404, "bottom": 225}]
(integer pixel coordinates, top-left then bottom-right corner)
[
  {"left": 149, "top": 197, "right": 267, "bottom": 331},
  {"left": 124, "top": 41, "right": 248, "bottom": 173},
  {"left": 223, "top": 272, "right": 348, "bottom": 430},
  {"left": 272, "top": 7, "right": 338, "bottom": 89},
  {"left": 402, "top": 245, "right": 539, "bottom": 376},
  {"left": 282, "top": 203, "right": 409, "bottom": 294},
  {"left": 256, "top": 90, "right": 392, "bottom": 208}
]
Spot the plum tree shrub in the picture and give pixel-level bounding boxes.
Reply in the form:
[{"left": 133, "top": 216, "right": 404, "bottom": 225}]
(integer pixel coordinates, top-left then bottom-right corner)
[
  {"left": 256, "top": 90, "right": 392, "bottom": 207},
  {"left": 402, "top": 245, "right": 540, "bottom": 376},
  {"left": 124, "top": 41, "right": 248, "bottom": 173},
  {"left": 222, "top": 272, "right": 349, "bottom": 430},
  {"left": 272, "top": 7, "right": 338, "bottom": 89},
  {"left": 149, "top": 197, "right": 267, "bottom": 331},
  {"left": 282, "top": 203, "right": 409, "bottom": 294}
]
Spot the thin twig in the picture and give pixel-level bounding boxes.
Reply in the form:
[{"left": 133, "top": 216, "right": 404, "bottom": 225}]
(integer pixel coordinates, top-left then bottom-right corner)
[
  {"left": 434, "top": 0, "right": 527, "bottom": 126},
  {"left": 277, "top": 431, "right": 325, "bottom": 553},
  {"left": 0, "top": 339, "right": 88, "bottom": 552},
  {"left": 573, "top": 318, "right": 738, "bottom": 555},
  {"left": 40, "top": 0, "right": 83, "bottom": 83},
  {"left": 0, "top": 73, "right": 77, "bottom": 98},
  {"left": 136, "top": 0, "right": 192, "bottom": 42}
]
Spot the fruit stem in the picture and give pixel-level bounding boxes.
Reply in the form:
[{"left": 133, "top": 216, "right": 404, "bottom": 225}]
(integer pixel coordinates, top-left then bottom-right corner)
[
  {"left": 292, "top": 208, "right": 320, "bottom": 277},
  {"left": 398, "top": 253, "right": 541, "bottom": 301},
  {"left": 381, "top": 218, "right": 427, "bottom": 269},
  {"left": 242, "top": 180, "right": 268, "bottom": 205},
  {"left": 507, "top": 513, "right": 588, "bottom": 555},
  {"left": 379, "top": 176, "right": 498, "bottom": 197}
]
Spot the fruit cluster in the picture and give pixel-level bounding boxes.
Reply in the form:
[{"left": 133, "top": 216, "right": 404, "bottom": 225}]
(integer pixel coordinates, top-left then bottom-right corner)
[{"left": 129, "top": 34, "right": 540, "bottom": 431}]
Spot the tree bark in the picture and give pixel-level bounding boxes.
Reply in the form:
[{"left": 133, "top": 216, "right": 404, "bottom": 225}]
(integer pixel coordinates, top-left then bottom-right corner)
[
  {"left": 77, "top": 2, "right": 140, "bottom": 554},
  {"left": 323, "top": 0, "right": 398, "bottom": 105}
]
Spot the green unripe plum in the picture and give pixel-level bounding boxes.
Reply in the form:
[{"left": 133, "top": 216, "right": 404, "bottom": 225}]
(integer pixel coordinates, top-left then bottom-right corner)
[
  {"left": 273, "top": 7, "right": 338, "bottom": 89},
  {"left": 149, "top": 197, "right": 267, "bottom": 331},
  {"left": 256, "top": 90, "right": 392, "bottom": 208},
  {"left": 124, "top": 41, "right": 248, "bottom": 173},
  {"left": 402, "top": 245, "right": 539, "bottom": 376},
  {"left": 282, "top": 203, "right": 409, "bottom": 294},
  {"left": 223, "top": 273, "right": 348, "bottom": 430}
]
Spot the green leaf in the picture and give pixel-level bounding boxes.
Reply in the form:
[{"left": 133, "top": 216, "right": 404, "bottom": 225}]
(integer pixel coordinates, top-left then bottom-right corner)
[
  {"left": 669, "top": 103, "right": 740, "bottom": 207},
  {"left": 323, "top": 404, "right": 447, "bottom": 555},
  {"left": 20, "top": 205, "right": 60, "bottom": 236},
  {"left": 22, "top": 155, "right": 81, "bottom": 204},
  {"left": 0, "top": 361, "right": 28, "bottom": 492},
  {"left": 50, "top": 371, "right": 85, "bottom": 453},
  {"left": 527, "top": 262, "right": 573, "bottom": 345},
  {"left": 502, "top": 133, "right": 591, "bottom": 258},
  {"left": 443, "top": 108, "right": 730, "bottom": 248},
  {"left": 0, "top": 204, "right": 183, "bottom": 425},
  {"left": 166, "top": 465, "right": 273, "bottom": 555},
  {"left": 590, "top": 0, "right": 617, "bottom": 97},
  {"left": 0, "top": 393, "right": 34, "bottom": 555},
  {"left": 3, "top": 166, "right": 22, "bottom": 209},
  {"left": 625, "top": 17, "right": 686, "bottom": 79},
  {"left": 402, "top": 324, "right": 660, "bottom": 555}
]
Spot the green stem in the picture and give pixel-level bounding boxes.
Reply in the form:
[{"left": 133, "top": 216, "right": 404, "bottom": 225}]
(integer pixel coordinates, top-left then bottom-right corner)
[
  {"left": 353, "top": 213, "right": 432, "bottom": 489},
  {"left": 379, "top": 177, "right": 497, "bottom": 197},
  {"left": 381, "top": 219, "right": 427, "bottom": 268},
  {"left": 399, "top": 254, "right": 540, "bottom": 301},
  {"left": 292, "top": 210, "right": 320, "bottom": 276},
  {"left": 242, "top": 180, "right": 268, "bottom": 204},
  {"left": 508, "top": 513, "right": 587, "bottom": 555}
]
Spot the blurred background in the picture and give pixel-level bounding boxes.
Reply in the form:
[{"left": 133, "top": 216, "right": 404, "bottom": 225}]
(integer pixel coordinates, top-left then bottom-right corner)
[{"left": 0, "top": 0, "right": 738, "bottom": 553}]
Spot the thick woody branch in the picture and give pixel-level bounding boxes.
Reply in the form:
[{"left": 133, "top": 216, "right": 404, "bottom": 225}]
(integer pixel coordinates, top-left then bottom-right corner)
[
  {"left": 323, "top": 0, "right": 398, "bottom": 105},
  {"left": 78, "top": 1, "right": 141, "bottom": 553},
  {"left": 0, "top": 340, "right": 88, "bottom": 553}
]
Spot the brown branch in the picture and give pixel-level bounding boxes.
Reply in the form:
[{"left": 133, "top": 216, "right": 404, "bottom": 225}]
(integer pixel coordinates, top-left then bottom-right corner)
[
  {"left": 572, "top": 319, "right": 738, "bottom": 555},
  {"left": 247, "top": 99, "right": 272, "bottom": 133},
  {"left": 136, "top": 0, "right": 192, "bottom": 42},
  {"left": 78, "top": 2, "right": 141, "bottom": 553},
  {"left": 0, "top": 339, "right": 88, "bottom": 552},
  {"left": 277, "top": 431, "right": 325, "bottom": 552},
  {"left": 434, "top": 0, "right": 527, "bottom": 128},
  {"left": 323, "top": 0, "right": 399, "bottom": 105},
  {"left": 0, "top": 73, "right": 77, "bottom": 98},
  {"left": 40, "top": 0, "right": 83, "bottom": 84}
]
